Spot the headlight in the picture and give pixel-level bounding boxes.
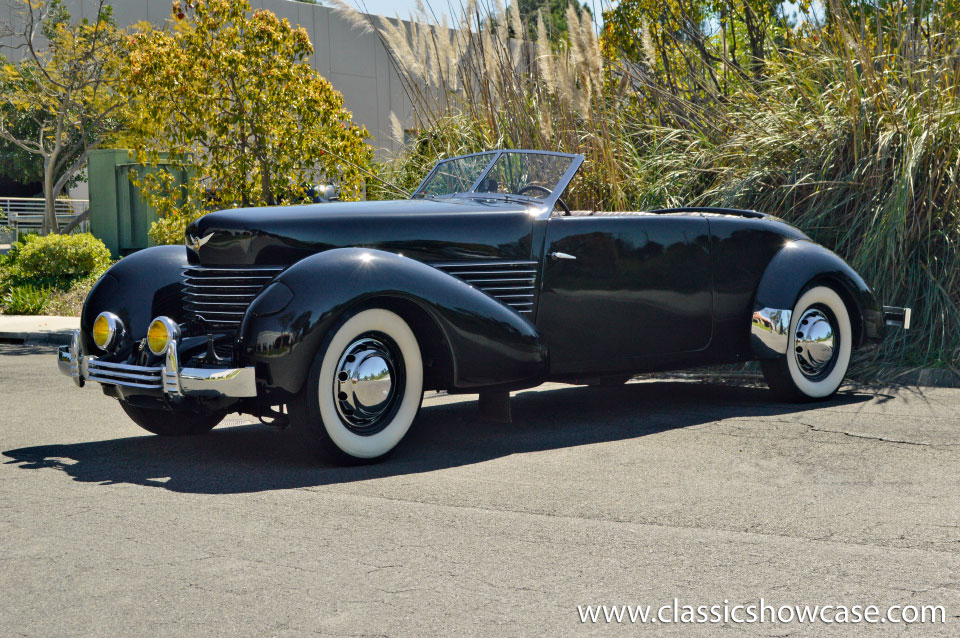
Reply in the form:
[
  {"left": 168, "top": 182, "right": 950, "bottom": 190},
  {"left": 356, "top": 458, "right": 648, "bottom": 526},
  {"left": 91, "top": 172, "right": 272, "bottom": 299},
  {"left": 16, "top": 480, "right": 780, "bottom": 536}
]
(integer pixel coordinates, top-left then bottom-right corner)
[
  {"left": 92, "top": 312, "right": 123, "bottom": 351},
  {"left": 146, "top": 316, "right": 180, "bottom": 356}
]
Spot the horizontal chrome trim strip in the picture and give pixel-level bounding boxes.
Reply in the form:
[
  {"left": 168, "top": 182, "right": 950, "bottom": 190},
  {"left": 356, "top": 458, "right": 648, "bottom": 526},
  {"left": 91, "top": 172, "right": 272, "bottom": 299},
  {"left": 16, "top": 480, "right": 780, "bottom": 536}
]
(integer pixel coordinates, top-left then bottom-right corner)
[
  {"left": 88, "top": 375, "right": 163, "bottom": 389},
  {"left": 184, "top": 276, "right": 277, "bottom": 281},
  {"left": 183, "top": 292, "right": 258, "bottom": 298},
  {"left": 88, "top": 370, "right": 163, "bottom": 383},
  {"left": 479, "top": 285, "right": 535, "bottom": 291},
  {"left": 184, "top": 267, "right": 283, "bottom": 272},
  {"left": 183, "top": 283, "right": 265, "bottom": 289},
  {"left": 87, "top": 359, "right": 163, "bottom": 373},
  {"left": 430, "top": 260, "right": 538, "bottom": 268},
  {"left": 184, "top": 306, "right": 245, "bottom": 317},
  {"left": 462, "top": 278, "right": 535, "bottom": 284},
  {"left": 184, "top": 299, "right": 250, "bottom": 308},
  {"left": 446, "top": 270, "right": 537, "bottom": 276}
]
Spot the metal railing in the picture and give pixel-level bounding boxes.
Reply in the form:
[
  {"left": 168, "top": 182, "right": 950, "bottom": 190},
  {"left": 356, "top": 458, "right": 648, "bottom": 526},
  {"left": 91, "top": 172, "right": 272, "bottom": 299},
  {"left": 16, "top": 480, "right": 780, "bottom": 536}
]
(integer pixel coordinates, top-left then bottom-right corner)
[{"left": 0, "top": 197, "right": 90, "bottom": 238}]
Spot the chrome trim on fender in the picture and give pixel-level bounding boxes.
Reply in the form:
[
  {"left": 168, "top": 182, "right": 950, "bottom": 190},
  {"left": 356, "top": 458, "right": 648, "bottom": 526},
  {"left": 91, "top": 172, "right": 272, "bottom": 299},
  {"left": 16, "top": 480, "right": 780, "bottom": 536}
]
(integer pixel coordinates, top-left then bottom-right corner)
[
  {"left": 57, "top": 329, "right": 257, "bottom": 399},
  {"left": 750, "top": 307, "right": 793, "bottom": 357}
]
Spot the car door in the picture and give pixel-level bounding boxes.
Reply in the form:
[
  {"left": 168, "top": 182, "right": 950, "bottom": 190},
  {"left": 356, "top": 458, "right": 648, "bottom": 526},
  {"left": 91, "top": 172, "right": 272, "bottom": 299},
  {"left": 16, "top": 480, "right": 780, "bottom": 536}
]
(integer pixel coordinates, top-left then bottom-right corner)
[{"left": 536, "top": 213, "right": 713, "bottom": 375}]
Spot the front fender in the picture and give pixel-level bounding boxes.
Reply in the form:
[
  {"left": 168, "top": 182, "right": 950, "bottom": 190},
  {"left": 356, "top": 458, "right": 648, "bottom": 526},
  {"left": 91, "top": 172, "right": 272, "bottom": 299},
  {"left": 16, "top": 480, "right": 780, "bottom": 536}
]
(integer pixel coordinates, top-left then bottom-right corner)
[
  {"left": 80, "top": 245, "right": 188, "bottom": 355},
  {"left": 750, "top": 240, "right": 884, "bottom": 359},
  {"left": 242, "top": 248, "right": 548, "bottom": 396}
]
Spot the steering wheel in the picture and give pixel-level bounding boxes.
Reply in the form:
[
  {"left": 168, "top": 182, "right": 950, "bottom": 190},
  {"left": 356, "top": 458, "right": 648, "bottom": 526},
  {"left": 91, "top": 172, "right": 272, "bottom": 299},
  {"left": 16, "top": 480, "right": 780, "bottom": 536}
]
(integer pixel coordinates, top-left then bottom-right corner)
[{"left": 518, "top": 184, "right": 571, "bottom": 216}]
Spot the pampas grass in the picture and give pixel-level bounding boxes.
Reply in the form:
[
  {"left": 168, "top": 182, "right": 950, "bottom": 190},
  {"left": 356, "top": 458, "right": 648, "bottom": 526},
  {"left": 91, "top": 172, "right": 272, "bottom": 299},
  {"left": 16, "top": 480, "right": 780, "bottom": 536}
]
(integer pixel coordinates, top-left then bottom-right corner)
[{"left": 354, "top": 0, "right": 958, "bottom": 377}]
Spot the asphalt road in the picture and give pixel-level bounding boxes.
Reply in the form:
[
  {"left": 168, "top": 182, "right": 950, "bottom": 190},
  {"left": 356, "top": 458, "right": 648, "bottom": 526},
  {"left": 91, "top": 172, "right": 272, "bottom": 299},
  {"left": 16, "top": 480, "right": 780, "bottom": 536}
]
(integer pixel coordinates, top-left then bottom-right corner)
[{"left": 1, "top": 344, "right": 958, "bottom": 636}]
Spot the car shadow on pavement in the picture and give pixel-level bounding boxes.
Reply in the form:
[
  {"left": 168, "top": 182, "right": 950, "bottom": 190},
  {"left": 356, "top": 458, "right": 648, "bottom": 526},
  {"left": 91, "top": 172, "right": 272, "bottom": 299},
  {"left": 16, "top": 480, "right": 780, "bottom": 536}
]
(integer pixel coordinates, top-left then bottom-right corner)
[{"left": 3, "top": 381, "right": 876, "bottom": 494}]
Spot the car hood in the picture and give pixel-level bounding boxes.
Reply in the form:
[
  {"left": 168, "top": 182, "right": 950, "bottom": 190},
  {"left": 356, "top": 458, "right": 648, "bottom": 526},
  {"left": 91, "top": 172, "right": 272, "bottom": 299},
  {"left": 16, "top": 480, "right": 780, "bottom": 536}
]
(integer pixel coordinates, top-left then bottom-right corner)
[{"left": 185, "top": 197, "right": 537, "bottom": 266}]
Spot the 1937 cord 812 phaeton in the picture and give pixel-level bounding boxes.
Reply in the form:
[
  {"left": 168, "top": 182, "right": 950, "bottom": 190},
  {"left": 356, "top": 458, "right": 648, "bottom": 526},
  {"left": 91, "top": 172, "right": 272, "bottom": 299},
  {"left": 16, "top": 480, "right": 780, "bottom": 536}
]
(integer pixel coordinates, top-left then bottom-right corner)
[{"left": 58, "top": 150, "right": 911, "bottom": 463}]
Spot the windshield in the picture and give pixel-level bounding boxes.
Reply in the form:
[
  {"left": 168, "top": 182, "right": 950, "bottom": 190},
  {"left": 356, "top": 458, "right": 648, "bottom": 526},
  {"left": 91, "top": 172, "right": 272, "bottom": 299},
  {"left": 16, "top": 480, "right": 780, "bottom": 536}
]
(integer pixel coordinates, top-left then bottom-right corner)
[
  {"left": 413, "top": 150, "right": 580, "bottom": 203},
  {"left": 414, "top": 153, "right": 496, "bottom": 199}
]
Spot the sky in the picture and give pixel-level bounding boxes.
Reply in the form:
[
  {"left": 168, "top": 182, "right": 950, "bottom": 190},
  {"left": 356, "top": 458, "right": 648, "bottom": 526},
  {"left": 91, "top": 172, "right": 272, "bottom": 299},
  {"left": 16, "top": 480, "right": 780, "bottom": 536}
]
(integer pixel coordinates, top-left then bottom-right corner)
[
  {"left": 332, "top": 0, "right": 819, "bottom": 30},
  {"left": 344, "top": 0, "right": 428, "bottom": 18},
  {"left": 334, "top": 0, "right": 609, "bottom": 27}
]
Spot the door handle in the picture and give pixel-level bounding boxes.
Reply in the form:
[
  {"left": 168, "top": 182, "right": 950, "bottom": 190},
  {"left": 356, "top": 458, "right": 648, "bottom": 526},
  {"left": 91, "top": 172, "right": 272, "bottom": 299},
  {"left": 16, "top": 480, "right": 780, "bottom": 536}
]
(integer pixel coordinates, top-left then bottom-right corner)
[{"left": 549, "top": 251, "right": 576, "bottom": 260}]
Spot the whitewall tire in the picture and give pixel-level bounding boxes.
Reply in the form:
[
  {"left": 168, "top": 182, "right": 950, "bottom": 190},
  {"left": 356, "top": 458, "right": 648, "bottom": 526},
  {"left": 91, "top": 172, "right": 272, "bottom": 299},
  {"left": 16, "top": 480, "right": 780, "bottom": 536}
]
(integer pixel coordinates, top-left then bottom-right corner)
[
  {"left": 291, "top": 308, "right": 423, "bottom": 463},
  {"left": 761, "top": 285, "right": 852, "bottom": 401}
]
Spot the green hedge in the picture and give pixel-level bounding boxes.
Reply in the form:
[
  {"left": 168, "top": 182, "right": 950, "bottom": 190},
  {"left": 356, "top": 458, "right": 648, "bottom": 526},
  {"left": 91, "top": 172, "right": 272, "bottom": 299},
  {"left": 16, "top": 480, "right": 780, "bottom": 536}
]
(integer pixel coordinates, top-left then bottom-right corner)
[
  {"left": 0, "top": 233, "right": 113, "bottom": 316},
  {"left": 14, "top": 233, "right": 112, "bottom": 283}
]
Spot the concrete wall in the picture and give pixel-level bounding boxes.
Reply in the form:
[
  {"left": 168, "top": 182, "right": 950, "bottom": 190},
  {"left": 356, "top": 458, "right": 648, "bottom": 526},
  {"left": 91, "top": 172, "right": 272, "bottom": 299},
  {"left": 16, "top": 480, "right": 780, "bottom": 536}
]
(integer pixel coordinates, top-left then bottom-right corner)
[{"left": 1, "top": 0, "right": 413, "bottom": 157}]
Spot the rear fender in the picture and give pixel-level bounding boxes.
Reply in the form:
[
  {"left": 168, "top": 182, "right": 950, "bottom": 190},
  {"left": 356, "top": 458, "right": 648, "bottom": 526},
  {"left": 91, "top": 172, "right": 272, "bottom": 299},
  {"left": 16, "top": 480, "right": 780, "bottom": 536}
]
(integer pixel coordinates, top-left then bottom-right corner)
[
  {"left": 242, "top": 248, "right": 547, "bottom": 396},
  {"left": 750, "top": 240, "right": 884, "bottom": 359}
]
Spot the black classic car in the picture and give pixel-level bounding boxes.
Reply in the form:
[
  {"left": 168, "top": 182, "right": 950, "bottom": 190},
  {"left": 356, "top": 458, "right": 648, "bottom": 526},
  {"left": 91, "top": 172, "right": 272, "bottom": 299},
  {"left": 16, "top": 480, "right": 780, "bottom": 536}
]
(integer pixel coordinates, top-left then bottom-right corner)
[{"left": 58, "top": 150, "right": 911, "bottom": 463}]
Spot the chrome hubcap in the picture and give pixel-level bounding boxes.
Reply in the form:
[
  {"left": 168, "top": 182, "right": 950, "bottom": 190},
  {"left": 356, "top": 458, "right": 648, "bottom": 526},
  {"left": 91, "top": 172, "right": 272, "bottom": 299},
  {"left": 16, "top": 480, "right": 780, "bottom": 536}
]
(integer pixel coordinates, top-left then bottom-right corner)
[
  {"left": 794, "top": 307, "right": 837, "bottom": 379},
  {"left": 333, "top": 336, "right": 402, "bottom": 434}
]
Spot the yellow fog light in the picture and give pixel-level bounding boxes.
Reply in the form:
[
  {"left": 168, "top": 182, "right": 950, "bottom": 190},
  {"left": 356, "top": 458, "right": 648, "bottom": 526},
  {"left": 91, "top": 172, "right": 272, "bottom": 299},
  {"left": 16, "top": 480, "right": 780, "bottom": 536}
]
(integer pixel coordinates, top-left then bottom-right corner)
[
  {"left": 92, "top": 311, "right": 123, "bottom": 351},
  {"left": 146, "top": 316, "right": 180, "bottom": 356}
]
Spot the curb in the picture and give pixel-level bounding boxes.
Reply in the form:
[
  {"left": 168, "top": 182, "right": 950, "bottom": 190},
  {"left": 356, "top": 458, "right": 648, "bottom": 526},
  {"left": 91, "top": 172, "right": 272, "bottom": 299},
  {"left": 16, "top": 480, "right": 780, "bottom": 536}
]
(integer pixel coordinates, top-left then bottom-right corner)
[
  {"left": 885, "top": 368, "right": 960, "bottom": 389},
  {"left": 0, "top": 331, "right": 73, "bottom": 346}
]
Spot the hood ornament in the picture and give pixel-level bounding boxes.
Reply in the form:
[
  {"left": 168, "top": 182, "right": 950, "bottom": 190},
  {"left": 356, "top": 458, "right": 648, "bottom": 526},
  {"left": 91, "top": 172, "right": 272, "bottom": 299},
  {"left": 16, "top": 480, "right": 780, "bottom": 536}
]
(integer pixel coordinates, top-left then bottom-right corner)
[{"left": 185, "top": 232, "right": 214, "bottom": 252}]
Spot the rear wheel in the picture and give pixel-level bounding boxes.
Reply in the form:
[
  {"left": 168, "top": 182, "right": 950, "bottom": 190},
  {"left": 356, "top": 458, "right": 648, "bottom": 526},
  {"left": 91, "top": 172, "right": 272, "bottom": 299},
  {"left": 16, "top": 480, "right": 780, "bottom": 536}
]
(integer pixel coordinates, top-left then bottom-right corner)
[
  {"left": 290, "top": 308, "right": 424, "bottom": 464},
  {"left": 119, "top": 401, "right": 224, "bottom": 436},
  {"left": 761, "top": 285, "right": 852, "bottom": 401}
]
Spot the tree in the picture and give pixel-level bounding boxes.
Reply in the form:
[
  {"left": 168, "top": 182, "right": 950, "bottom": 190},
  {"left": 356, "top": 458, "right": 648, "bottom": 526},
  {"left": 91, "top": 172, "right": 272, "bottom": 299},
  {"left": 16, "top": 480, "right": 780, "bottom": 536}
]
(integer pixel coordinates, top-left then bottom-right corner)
[
  {"left": 0, "top": 0, "right": 129, "bottom": 234},
  {"left": 126, "top": 0, "right": 373, "bottom": 245},
  {"left": 600, "top": 0, "right": 792, "bottom": 90},
  {"left": 0, "top": 103, "right": 44, "bottom": 191}
]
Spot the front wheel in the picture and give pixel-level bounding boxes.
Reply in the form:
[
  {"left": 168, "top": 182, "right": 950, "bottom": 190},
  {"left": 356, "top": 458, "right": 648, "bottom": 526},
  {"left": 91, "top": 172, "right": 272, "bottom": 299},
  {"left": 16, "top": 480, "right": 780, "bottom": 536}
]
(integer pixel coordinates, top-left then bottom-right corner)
[
  {"left": 761, "top": 285, "right": 853, "bottom": 401},
  {"left": 290, "top": 308, "right": 424, "bottom": 464},
  {"left": 119, "top": 401, "right": 225, "bottom": 436}
]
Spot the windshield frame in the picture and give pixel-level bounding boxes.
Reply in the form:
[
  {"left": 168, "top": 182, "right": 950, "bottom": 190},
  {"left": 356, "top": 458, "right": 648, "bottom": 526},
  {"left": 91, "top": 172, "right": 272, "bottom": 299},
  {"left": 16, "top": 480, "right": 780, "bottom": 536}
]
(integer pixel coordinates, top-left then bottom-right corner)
[{"left": 412, "top": 150, "right": 584, "bottom": 217}]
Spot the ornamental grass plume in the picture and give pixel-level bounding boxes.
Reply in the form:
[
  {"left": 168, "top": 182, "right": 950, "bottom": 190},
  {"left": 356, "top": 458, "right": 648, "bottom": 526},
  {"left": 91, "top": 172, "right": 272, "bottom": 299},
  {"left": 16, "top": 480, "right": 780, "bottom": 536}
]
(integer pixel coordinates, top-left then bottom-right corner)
[{"left": 350, "top": 0, "right": 959, "bottom": 376}]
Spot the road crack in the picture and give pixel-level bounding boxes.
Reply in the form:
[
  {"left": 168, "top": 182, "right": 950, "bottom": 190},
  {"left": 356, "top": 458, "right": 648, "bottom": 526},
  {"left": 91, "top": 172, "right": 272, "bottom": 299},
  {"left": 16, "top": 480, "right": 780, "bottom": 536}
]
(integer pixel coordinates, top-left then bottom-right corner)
[{"left": 798, "top": 422, "right": 939, "bottom": 447}]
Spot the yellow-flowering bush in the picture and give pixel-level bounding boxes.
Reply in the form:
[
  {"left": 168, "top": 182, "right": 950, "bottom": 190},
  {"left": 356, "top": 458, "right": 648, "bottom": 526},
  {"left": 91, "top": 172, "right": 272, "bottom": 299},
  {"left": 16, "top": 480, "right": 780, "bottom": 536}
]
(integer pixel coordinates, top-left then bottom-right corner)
[{"left": 125, "top": 0, "right": 374, "bottom": 245}]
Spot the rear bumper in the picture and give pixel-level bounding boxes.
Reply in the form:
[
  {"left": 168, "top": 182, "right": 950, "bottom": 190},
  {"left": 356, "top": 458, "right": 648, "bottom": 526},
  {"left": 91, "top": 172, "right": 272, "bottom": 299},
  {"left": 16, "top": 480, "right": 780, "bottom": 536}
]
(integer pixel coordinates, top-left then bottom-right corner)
[
  {"left": 57, "top": 329, "right": 257, "bottom": 399},
  {"left": 882, "top": 306, "right": 912, "bottom": 330}
]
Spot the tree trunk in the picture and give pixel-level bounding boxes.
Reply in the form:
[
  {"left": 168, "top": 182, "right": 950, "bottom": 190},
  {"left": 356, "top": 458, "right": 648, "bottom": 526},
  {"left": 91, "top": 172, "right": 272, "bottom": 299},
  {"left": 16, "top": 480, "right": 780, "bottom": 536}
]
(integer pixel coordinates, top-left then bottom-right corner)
[
  {"left": 743, "top": 2, "right": 765, "bottom": 80},
  {"left": 60, "top": 209, "right": 89, "bottom": 234},
  {"left": 42, "top": 160, "right": 57, "bottom": 235}
]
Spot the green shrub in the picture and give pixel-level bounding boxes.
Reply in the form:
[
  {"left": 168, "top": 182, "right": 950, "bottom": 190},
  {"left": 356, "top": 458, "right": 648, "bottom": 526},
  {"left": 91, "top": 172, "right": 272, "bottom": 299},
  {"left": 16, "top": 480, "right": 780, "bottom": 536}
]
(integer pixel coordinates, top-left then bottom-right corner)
[
  {"left": 43, "top": 272, "right": 102, "bottom": 317},
  {"left": 15, "top": 233, "right": 112, "bottom": 284},
  {"left": 2, "top": 284, "right": 50, "bottom": 315}
]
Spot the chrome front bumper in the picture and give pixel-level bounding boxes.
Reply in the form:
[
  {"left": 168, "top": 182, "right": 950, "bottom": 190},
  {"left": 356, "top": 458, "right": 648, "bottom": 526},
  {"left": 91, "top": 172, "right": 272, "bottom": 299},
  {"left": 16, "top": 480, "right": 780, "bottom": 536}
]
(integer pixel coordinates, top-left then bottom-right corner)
[{"left": 57, "top": 330, "right": 257, "bottom": 399}]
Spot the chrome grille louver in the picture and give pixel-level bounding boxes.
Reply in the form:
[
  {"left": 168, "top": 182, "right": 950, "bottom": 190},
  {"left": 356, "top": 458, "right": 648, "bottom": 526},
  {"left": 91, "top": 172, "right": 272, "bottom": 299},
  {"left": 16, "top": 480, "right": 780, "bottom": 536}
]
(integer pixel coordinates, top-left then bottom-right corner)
[
  {"left": 182, "top": 266, "right": 284, "bottom": 331},
  {"left": 87, "top": 359, "right": 163, "bottom": 389},
  {"left": 431, "top": 260, "right": 538, "bottom": 314}
]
